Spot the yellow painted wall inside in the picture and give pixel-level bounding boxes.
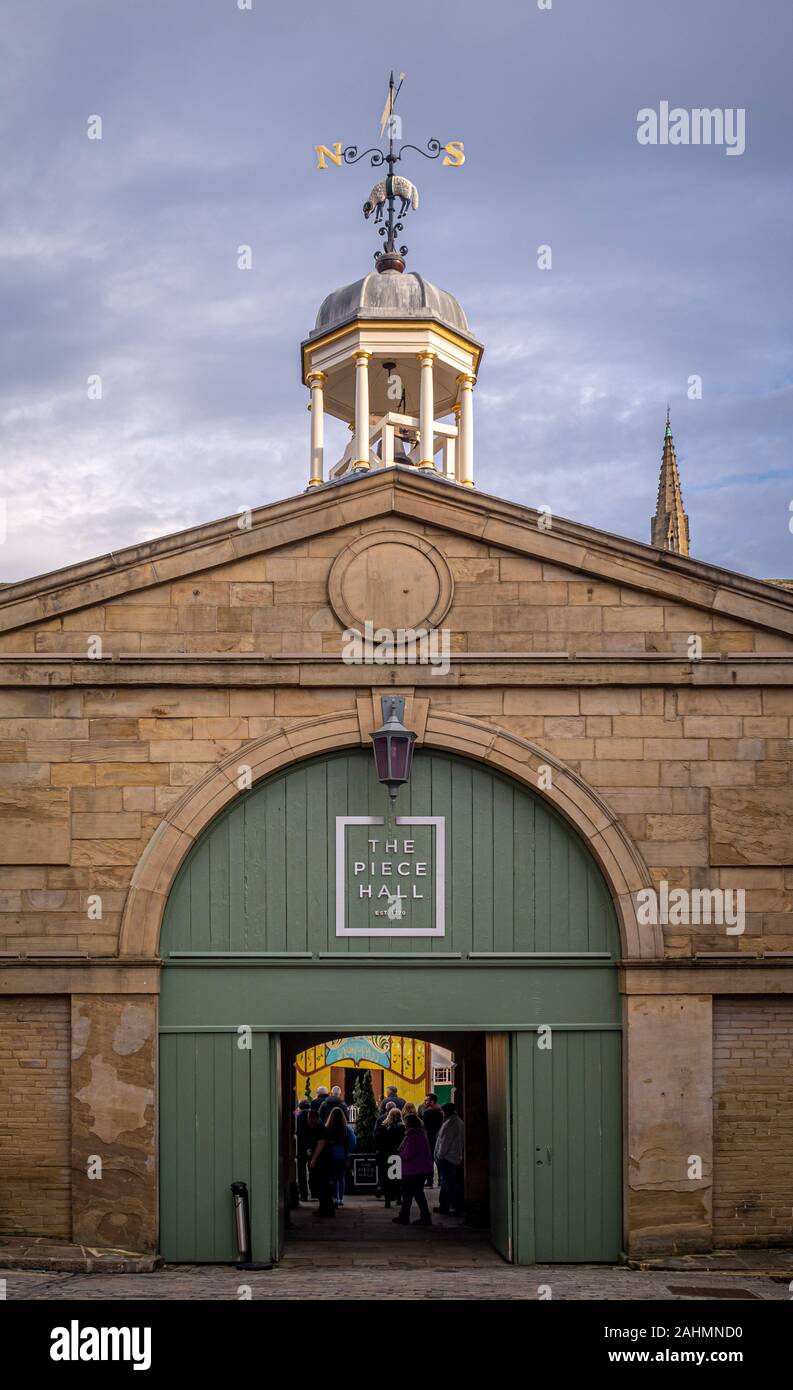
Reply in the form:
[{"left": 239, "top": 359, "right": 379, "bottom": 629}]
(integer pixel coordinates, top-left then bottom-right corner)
[
  {"left": 295, "top": 1037, "right": 428, "bottom": 1106},
  {"left": 296, "top": 1060, "right": 427, "bottom": 1106}
]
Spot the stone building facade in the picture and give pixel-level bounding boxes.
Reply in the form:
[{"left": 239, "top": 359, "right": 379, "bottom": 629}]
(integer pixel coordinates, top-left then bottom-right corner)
[
  {"left": 0, "top": 468, "right": 791, "bottom": 1258},
  {"left": 1, "top": 259, "right": 792, "bottom": 1263}
]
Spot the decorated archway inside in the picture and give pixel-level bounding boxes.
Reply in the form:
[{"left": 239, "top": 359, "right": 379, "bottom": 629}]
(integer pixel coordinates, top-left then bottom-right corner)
[{"left": 295, "top": 1034, "right": 454, "bottom": 1108}]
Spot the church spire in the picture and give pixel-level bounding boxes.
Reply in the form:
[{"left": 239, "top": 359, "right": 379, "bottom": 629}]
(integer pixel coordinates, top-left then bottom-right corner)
[{"left": 651, "top": 407, "right": 690, "bottom": 555}]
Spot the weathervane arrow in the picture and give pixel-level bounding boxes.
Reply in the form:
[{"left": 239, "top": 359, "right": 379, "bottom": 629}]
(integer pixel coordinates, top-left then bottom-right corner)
[{"left": 379, "top": 70, "right": 405, "bottom": 139}]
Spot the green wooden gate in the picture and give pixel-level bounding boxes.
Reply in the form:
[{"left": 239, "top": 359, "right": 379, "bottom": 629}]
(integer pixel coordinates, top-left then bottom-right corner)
[
  {"left": 512, "top": 1030, "right": 622, "bottom": 1262},
  {"left": 159, "top": 1031, "right": 278, "bottom": 1263},
  {"left": 158, "top": 749, "right": 622, "bottom": 1264}
]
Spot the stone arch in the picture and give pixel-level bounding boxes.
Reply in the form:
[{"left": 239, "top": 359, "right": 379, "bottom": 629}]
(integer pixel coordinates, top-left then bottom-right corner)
[{"left": 119, "top": 706, "right": 660, "bottom": 960}]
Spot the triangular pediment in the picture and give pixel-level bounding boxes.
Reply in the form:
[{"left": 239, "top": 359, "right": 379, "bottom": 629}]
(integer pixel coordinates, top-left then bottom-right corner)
[{"left": 0, "top": 468, "right": 792, "bottom": 645}]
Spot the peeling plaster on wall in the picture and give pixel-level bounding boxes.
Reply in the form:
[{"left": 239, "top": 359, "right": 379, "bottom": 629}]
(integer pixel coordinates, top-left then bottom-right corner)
[
  {"left": 630, "top": 1145, "right": 711, "bottom": 1193},
  {"left": 75, "top": 1057, "right": 154, "bottom": 1143},
  {"left": 113, "top": 1003, "right": 153, "bottom": 1056},
  {"left": 71, "top": 1007, "right": 91, "bottom": 1061}
]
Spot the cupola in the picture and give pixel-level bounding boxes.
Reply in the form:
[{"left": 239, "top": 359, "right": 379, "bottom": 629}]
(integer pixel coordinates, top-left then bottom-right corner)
[{"left": 301, "top": 268, "right": 482, "bottom": 487}]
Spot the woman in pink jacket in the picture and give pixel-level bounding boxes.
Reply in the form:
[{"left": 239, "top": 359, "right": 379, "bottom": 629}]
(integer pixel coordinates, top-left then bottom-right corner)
[{"left": 393, "top": 1114, "right": 433, "bottom": 1226}]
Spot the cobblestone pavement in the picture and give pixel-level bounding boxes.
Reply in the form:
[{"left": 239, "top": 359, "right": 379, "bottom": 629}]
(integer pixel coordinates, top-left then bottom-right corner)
[
  {"left": 3, "top": 1265, "right": 789, "bottom": 1301},
  {"left": 4, "top": 1198, "right": 790, "bottom": 1300}
]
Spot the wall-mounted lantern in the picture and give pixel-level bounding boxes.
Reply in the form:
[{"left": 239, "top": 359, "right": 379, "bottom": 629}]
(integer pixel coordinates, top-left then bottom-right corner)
[{"left": 371, "top": 695, "right": 417, "bottom": 807}]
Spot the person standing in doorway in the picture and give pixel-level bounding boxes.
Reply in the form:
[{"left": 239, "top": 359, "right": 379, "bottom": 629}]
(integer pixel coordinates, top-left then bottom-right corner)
[
  {"left": 418, "top": 1093, "right": 444, "bottom": 1187},
  {"left": 319, "top": 1084, "right": 349, "bottom": 1123},
  {"left": 373, "top": 1099, "right": 397, "bottom": 1151},
  {"left": 375, "top": 1104, "right": 405, "bottom": 1209},
  {"left": 295, "top": 1099, "right": 313, "bottom": 1201},
  {"left": 378, "top": 1084, "right": 405, "bottom": 1116},
  {"left": 326, "top": 1106, "right": 356, "bottom": 1208},
  {"left": 434, "top": 1103, "right": 465, "bottom": 1216},
  {"left": 393, "top": 1114, "right": 433, "bottom": 1226},
  {"left": 311, "top": 1084, "right": 329, "bottom": 1113},
  {"left": 306, "top": 1108, "right": 335, "bottom": 1217}
]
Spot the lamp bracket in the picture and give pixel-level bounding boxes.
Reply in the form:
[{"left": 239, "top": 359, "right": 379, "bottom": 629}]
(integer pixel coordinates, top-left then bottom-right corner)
[{"left": 381, "top": 694, "right": 406, "bottom": 723}]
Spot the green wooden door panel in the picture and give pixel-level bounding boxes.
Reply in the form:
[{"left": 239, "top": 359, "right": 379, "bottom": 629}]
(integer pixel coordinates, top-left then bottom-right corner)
[
  {"left": 486, "top": 1033, "right": 513, "bottom": 1261},
  {"left": 159, "top": 961, "right": 620, "bottom": 1032},
  {"left": 514, "top": 1030, "right": 622, "bottom": 1263},
  {"left": 160, "top": 751, "right": 620, "bottom": 959},
  {"left": 159, "top": 1031, "right": 277, "bottom": 1264}
]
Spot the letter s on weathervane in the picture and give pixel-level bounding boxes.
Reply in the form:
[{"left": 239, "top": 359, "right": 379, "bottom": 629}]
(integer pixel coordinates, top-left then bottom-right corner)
[{"left": 442, "top": 141, "right": 465, "bottom": 166}]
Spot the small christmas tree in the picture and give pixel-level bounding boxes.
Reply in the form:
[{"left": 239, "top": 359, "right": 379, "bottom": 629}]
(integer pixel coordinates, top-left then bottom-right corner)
[
  {"left": 303, "top": 1075, "right": 312, "bottom": 1102},
  {"left": 354, "top": 1068, "right": 378, "bottom": 1153}
]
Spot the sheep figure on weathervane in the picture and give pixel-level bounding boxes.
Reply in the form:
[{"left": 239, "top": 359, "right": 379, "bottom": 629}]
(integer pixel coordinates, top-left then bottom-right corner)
[{"left": 363, "top": 174, "right": 420, "bottom": 223}]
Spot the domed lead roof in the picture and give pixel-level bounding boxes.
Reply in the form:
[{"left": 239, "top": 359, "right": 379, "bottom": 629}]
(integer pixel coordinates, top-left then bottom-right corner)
[{"left": 312, "top": 270, "right": 470, "bottom": 338}]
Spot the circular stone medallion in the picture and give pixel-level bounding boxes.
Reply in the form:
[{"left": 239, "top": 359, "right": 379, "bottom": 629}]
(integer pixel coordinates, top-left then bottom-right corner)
[{"left": 328, "top": 530, "right": 454, "bottom": 633}]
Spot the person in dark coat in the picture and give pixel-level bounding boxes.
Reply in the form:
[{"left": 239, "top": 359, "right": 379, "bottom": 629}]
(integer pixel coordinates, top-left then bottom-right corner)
[
  {"left": 418, "top": 1093, "right": 445, "bottom": 1186},
  {"left": 305, "top": 1109, "right": 335, "bottom": 1216},
  {"left": 378, "top": 1085, "right": 405, "bottom": 1116},
  {"left": 393, "top": 1114, "right": 433, "bottom": 1226},
  {"left": 375, "top": 1106, "right": 405, "bottom": 1208},
  {"left": 325, "top": 1106, "right": 356, "bottom": 1207},
  {"left": 310, "top": 1085, "right": 329, "bottom": 1113},
  {"left": 373, "top": 1098, "right": 397, "bottom": 1145},
  {"left": 319, "top": 1085, "right": 349, "bottom": 1123},
  {"left": 294, "top": 1099, "right": 312, "bottom": 1201}
]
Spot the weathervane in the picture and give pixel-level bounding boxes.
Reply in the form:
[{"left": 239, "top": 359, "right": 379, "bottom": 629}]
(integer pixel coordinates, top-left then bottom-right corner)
[{"left": 315, "top": 72, "right": 465, "bottom": 272}]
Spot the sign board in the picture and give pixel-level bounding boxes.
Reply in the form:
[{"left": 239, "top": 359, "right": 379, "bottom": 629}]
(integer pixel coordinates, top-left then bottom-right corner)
[
  {"left": 325, "top": 1035, "right": 391, "bottom": 1067},
  {"left": 352, "top": 1156, "right": 378, "bottom": 1187},
  {"left": 335, "top": 815, "right": 445, "bottom": 937}
]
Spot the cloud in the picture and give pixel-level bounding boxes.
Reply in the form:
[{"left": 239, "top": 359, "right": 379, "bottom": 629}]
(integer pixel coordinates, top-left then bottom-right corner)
[{"left": 1, "top": 0, "right": 791, "bottom": 583}]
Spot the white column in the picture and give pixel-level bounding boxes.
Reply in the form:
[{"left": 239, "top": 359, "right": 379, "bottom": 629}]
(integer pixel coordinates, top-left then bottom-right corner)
[
  {"left": 353, "top": 350, "right": 372, "bottom": 469},
  {"left": 306, "top": 371, "right": 326, "bottom": 487},
  {"left": 457, "top": 372, "right": 476, "bottom": 487},
  {"left": 450, "top": 403, "right": 461, "bottom": 480},
  {"left": 417, "top": 351, "right": 437, "bottom": 469},
  {"left": 381, "top": 420, "right": 395, "bottom": 467}
]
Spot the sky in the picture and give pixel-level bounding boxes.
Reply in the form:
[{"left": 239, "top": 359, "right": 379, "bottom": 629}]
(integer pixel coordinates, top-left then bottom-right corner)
[{"left": 1, "top": 0, "right": 791, "bottom": 583}]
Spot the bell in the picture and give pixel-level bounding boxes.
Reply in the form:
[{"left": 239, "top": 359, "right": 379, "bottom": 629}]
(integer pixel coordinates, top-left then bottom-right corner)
[{"left": 374, "top": 433, "right": 414, "bottom": 465}]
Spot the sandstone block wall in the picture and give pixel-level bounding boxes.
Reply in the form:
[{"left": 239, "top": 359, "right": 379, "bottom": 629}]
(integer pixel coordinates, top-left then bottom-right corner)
[
  {"left": 1, "top": 519, "right": 791, "bottom": 659},
  {"left": 0, "top": 515, "right": 790, "bottom": 959},
  {"left": 713, "top": 996, "right": 793, "bottom": 1245},
  {"left": 0, "top": 995, "right": 70, "bottom": 1237},
  {"left": 0, "top": 679, "right": 789, "bottom": 958}
]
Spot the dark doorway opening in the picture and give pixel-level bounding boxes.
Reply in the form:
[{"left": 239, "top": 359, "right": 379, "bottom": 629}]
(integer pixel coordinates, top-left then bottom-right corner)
[
  {"left": 279, "top": 1031, "right": 507, "bottom": 1265},
  {"left": 330, "top": 1065, "right": 384, "bottom": 1107}
]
